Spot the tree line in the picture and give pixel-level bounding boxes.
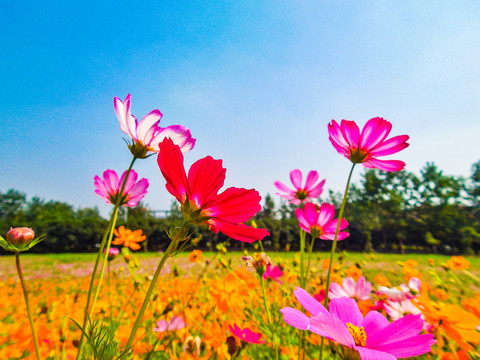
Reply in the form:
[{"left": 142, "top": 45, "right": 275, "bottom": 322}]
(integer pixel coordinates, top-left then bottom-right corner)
[{"left": 1, "top": 160, "right": 479, "bottom": 254}]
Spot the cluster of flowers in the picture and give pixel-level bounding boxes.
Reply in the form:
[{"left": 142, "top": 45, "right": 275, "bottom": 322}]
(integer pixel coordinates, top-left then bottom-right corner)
[{"left": 2, "top": 94, "right": 475, "bottom": 360}]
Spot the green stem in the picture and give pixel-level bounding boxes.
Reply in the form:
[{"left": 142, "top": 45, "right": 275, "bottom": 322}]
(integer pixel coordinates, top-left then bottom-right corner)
[
  {"left": 76, "top": 156, "right": 137, "bottom": 360},
  {"left": 299, "top": 230, "right": 306, "bottom": 288},
  {"left": 108, "top": 260, "right": 112, "bottom": 322},
  {"left": 319, "top": 163, "right": 355, "bottom": 360},
  {"left": 298, "top": 229, "right": 306, "bottom": 360},
  {"left": 305, "top": 235, "right": 315, "bottom": 285},
  {"left": 123, "top": 225, "right": 187, "bottom": 353},
  {"left": 16, "top": 252, "right": 42, "bottom": 360},
  {"left": 89, "top": 207, "right": 119, "bottom": 315},
  {"left": 260, "top": 275, "right": 278, "bottom": 360}
]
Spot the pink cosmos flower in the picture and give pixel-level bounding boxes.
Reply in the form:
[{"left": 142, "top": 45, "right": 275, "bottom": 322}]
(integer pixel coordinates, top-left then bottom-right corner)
[
  {"left": 263, "top": 264, "right": 284, "bottom": 284},
  {"left": 94, "top": 169, "right": 148, "bottom": 207},
  {"left": 229, "top": 324, "right": 266, "bottom": 344},
  {"left": 329, "top": 276, "right": 372, "bottom": 301},
  {"left": 114, "top": 94, "right": 195, "bottom": 157},
  {"left": 281, "top": 288, "right": 435, "bottom": 360},
  {"left": 274, "top": 169, "right": 325, "bottom": 205},
  {"left": 377, "top": 277, "right": 421, "bottom": 302},
  {"left": 383, "top": 299, "right": 422, "bottom": 322},
  {"left": 295, "top": 202, "right": 349, "bottom": 240},
  {"left": 105, "top": 247, "right": 120, "bottom": 261},
  {"left": 328, "top": 117, "right": 409, "bottom": 172},
  {"left": 157, "top": 138, "right": 269, "bottom": 243},
  {"left": 153, "top": 316, "right": 186, "bottom": 332}
]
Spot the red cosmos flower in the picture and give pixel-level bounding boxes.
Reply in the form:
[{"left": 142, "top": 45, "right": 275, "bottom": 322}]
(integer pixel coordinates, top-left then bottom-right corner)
[
  {"left": 328, "top": 117, "right": 409, "bottom": 172},
  {"left": 157, "top": 138, "right": 269, "bottom": 243}
]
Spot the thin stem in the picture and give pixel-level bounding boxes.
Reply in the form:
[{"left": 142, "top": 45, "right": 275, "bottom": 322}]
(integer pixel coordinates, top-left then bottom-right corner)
[
  {"left": 299, "top": 230, "right": 306, "bottom": 288},
  {"left": 16, "top": 252, "right": 42, "bottom": 360},
  {"left": 108, "top": 260, "right": 112, "bottom": 321},
  {"left": 89, "top": 207, "right": 119, "bottom": 315},
  {"left": 319, "top": 163, "right": 355, "bottom": 360},
  {"left": 260, "top": 275, "right": 278, "bottom": 360},
  {"left": 76, "top": 156, "right": 137, "bottom": 360},
  {"left": 123, "top": 225, "right": 187, "bottom": 353},
  {"left": 305, "top": 235, "right": 315, "bottom": 285}
]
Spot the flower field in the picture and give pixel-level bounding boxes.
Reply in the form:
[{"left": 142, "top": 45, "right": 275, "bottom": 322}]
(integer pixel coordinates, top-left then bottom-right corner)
[
  {"left": 1, "top": 251, "right": 479, "bottom": 359},
  {"left": 2, "top": 94, "right": 480, "bottom": 360}
]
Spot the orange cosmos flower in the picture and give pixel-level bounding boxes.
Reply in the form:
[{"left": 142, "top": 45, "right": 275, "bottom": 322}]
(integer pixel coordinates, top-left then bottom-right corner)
[
  {"left": 112, "top": 226, "right": 146, "bottom": 250},
  {"left": 446, "top": 256, "right": 470, "bottom": 270},
  {"left": 188, "top": 249, "right": 203, "bottom": 263},
  {"left": 345, "top": 265, "right": 363, "bottom": 281},
  {"left": 416, "top": 289, "right": 480, "bottom": 352}
]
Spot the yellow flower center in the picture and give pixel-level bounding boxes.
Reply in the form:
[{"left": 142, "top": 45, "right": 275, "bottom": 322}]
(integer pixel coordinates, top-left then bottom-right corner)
[{"left": 346, "top": 323, "right": 367, "bottom": 347}]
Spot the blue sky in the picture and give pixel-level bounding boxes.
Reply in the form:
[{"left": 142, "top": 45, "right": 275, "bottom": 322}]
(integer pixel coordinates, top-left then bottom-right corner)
[{"left": 1, "top": 1, "right": 480, "bottom": 217}]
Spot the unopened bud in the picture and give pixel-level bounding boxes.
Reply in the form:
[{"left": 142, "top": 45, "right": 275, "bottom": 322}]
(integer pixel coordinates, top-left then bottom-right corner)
[{"left": 6, "top": 227, "right": 35, "bottom": 246}]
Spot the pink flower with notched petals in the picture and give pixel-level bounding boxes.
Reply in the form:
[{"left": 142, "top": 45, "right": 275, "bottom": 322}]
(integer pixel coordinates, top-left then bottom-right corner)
[
  {"left": 329, "top": 276, "right": 372, "bottom": 301},
  {"left": 281, "top": 288, "right": 435, "bottom": 360},
  {"left": 274, "top": 170, "right": 325, "bottom": 205},
  {"left": 114, "top": 94, "right": 195, "bottom": 157},
  {"left": 157, "top": 138, "right": 269, "bottom": 243},
  {"left": 328, "top": 117, "right": 409, "bottom": 172},
  {"left": 229, "top": 324, "right": 266, "bottom": 344},
  {"left": 295, "top": 202, "right": 349, "bottom": 240},
  {"left": 94, "top": 169, "right": 148, "bottom": 207}
]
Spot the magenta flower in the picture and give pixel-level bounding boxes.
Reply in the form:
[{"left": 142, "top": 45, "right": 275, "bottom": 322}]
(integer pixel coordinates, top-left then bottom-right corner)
[
  {"left": 274, "top": 169, "right": 326, "bottom": 205},
  {"left": 328, "top": 117, "right": 409, "bottom": 172},
  {"left": 153, "top": 316, "right": 186, "bottom": 332},
  {"left": 94, "top": 169, "right": 148, "bottom": 207},
  {"left": 114, "top": 94, "right": 195, "bottom": 157},
  {"left": 229, "top": 324, "right": 266, "bottom": 344},
  {"left": 295, "top": 202, "right": 349, "bottom": 240},
  {"left": 329, "top": 276, "right": 372, "bottom": 301},
  {"left": 281, "top": 288, "right": 435, "bottom": 360},
  {"left": 263, "top": 264, "right": 284, "bottom": 284}
]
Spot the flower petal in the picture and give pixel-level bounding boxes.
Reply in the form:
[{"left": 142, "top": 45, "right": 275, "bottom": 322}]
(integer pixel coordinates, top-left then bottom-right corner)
[
  {"left": 152, "top": 125, "right": 195, "bottom": 153},
  {"left": 367, "top": 314, "right": 423, "bottom": 347},
  {"left": 137, "top": 110, "right": 162, "bottom": 144},
  {"left": 188, "top": 156, "right": 225, "bottom": 208},
  {"left": 355, "top": 347, "right": 396, "bottom": 360},
  {"left": 290, "top": 169, "right": 303, "bottom": 190},
  {"left": 310, "top": 312, "right": 355, "bottom": 348},
  {"left": 304, "top": 171, "right": 319, "bottom": 190},
  {"left": 294, "top": 287, "right": 329, "bottom": 317},
  {"left": 328, "top": 297, "right": 363, "bottom": 326},
  {"left": 157, "top": 138, "right": 189, "bottom": 202},
  {"left": 340, "top": 120, "right": 361, "bottom": 148},
  {"left": 359, "top": 117, "right": 392, "bottom": 150},
  {"left": 369, "top": 135, "right": 409, "bottom": 157},
  {"left": 280, "top": 307, "right": 311, "bottom": 331},
  {"left": 208, "top": 187, "right": 261, "bottom": 223},
  {"left": 371, "top": 334, "right": 436, "bottom": 358},
  {"left": 362, "top": 159, "right": 406, "bottom": 172},
  {"left": 207, "top": 219, "right": 269, "bottom": 243}
]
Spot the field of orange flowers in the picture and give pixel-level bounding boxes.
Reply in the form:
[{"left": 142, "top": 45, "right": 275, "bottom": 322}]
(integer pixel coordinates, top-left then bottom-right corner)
[{"left": 1, "top": 250, "right": 479, "bottom": 360}]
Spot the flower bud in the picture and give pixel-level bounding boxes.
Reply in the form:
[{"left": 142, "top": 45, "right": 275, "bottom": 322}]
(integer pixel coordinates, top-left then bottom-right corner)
[
  {"left": 6, "top": 227, "right": 35, "bottom": 247},
  {"left": 106, "top": 247, "right": 120, "bottom": 261}
]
